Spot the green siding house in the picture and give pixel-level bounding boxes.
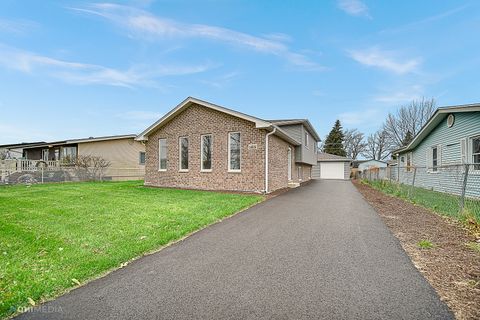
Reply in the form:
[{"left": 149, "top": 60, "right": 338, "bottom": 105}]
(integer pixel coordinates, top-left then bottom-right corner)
[{"left": 393, "top": 103, "right": 480, "bottom": 198}]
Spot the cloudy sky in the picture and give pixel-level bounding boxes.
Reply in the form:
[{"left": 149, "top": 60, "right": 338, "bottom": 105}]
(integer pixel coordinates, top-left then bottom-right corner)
[{"left": 0, "top": 0, "right": 479, "bottom": 144}]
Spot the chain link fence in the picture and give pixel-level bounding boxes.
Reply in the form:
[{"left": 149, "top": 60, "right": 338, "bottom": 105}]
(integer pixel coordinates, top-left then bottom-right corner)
[
  {"left": 360, "top": 164, "right": 480, "bottom": 221},
  {"left": 0, "top": 160, "right": 144, "bottom": 185}
]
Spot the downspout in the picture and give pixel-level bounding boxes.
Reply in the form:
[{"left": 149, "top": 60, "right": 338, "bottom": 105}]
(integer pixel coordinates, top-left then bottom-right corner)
[{"left": 264, "top": 127, "right": 277, "bottom": 194}]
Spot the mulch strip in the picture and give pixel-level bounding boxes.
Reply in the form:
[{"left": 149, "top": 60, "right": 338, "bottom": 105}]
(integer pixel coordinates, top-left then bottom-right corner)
[{"left": 353, "top": 180, "right": 480, "bottom": 320}]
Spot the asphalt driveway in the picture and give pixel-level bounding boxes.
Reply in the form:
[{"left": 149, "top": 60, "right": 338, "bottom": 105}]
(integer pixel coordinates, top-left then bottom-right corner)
[{"left": 17, "top": 180, "right": 453, "bottom": 319}]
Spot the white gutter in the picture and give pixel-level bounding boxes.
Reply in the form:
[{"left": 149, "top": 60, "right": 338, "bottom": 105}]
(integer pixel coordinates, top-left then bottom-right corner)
[{"left": 264, "top": 127, "right": 276, "bottom": 194}]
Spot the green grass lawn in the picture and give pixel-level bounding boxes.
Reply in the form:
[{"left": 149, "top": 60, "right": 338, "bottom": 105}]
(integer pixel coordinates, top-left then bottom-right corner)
[
  {"left": 363, "top": 179, "right": 480, "bottom": 225},
  {"left": 0, "top": 181, "right": 263, "bottom": 318}
]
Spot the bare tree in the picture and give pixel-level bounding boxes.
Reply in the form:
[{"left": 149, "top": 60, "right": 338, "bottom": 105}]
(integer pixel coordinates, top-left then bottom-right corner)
[
  {"left": 75, "top": 155, "right": 111, "bottom": 181},
  {"left": 344, "top": 129, "right": 366, "bottom": 160},
  {"left": 383, "top": 98, "right": 436, "bottom": 150},
  {"left": 362, "top": 130, "right": 391, "bottom": 160}
]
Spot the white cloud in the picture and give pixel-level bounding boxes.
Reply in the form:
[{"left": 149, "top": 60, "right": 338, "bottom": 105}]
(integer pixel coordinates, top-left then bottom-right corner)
[
  {"left": 0, "top": 44, "right": 212, "bottom": 88},
  {"left": 0, "top": 123, "right": 54, "bottom": 145},
  {"left": 201, "top": 71, "right": 241, "bottom": 88},
  {"left": 0, "top": 18, "right": 38, "bottom": 34},
  {"left": 338, "top": 0, "right": 371, "bottom": 18},
  {"left": 374, "top": 85, "right": 424, "bottom": 104},
  {"left": 70, "top": 3, "right": 323, "bottom": 71},
  {"left": 115, "top": 110, "right": 163, "bottom": 131},
  {"left": 348, "top": 47, "right": 421, "bottom": 74},
  {"left": 380, "top": 4, "right": 469, "bottom": 35},
  {"left": 338, "top": 108, "right": 382, "bottom": 126}
]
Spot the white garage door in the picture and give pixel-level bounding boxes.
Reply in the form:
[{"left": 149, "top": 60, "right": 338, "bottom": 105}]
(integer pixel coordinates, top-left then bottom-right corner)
[{"left": 320, "top": 162, "right": 345, "bottom": 180}]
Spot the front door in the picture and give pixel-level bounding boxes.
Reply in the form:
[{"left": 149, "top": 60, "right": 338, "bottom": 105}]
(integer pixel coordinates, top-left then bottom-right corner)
[{"left": 287, "top": 148, "right": 292, "bottom": 180}]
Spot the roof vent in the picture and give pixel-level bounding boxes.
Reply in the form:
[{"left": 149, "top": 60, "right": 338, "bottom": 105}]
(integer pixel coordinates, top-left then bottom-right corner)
[
  {"left": 89, "top": 136, "right": 94, "bottom": 139},
  {"left": 447, "top": 114, "right": 455, "bottom": 128}
]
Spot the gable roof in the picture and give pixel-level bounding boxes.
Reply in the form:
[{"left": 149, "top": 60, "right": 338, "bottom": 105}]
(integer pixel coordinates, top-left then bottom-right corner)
[
  {"left": 354, "top": 159, "right": 388, "bottom": 164},
  {"left": 0, "top": 141, "right": 46, "bottom": 149},
  {"left": 135, "top": 97, "right": 303, "bottom": 146},
  {"left": 317, "top": 152, "right": 351, "bottom": 162},
  {"left": 267, "top": 119, "right": 321, "bottom": 142},
  {"left": 21, "top": 134, "right": 137, "bottom": 150},
  {"left": 394, "top": 103, "right": 480, "bottom": 154},
  {"left": 68, "top": 134, "right": 137, "bottom": 144}
]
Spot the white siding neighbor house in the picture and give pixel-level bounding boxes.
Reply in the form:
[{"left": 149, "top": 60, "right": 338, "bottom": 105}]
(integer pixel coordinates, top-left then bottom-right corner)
[
  {"left": 357, "top": 159, "right": 388, "bottom": 172},
  {"left": 394, "top": 103, "right": 480, "bottom": 198}
]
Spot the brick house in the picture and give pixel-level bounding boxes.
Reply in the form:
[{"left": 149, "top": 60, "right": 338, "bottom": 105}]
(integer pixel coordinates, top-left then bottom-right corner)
[{"left": 136, "top": 97, "right": 320, "bottom": 193}]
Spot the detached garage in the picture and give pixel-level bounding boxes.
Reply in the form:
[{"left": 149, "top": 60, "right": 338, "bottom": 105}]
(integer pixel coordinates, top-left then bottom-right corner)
[{"left": 312, "top": 153, "right": 351, "bottom": 180}]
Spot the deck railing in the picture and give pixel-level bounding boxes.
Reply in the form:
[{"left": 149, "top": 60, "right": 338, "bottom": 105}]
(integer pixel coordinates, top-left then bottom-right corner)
[
  {"left": 0, "top": 159, "right": 61, "bottom": 172},
  {"left": 1, "top": 159, "right": 144, "bottom": 184}
]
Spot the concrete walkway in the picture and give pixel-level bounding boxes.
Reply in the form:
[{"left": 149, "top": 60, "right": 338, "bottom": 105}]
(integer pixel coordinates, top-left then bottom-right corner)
[{"left": 17, "top": 180, "right": 453, "bottom": 319}]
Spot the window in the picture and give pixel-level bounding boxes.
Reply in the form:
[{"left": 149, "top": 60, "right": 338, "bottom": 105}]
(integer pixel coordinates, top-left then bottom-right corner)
[
  {"left": 201, "top": 134, "right": 212, "bottom": 171},
  {"left": 228, "top": 132, "right": 241, "bottom": 171},
  {"left": 179, "top": 137, "right": 189, "bottom": 171},
  {"left": 61, "top": 146, "right": 77, "bottom": 164},
  {"left": 158, "top": 138, "right": 167, "bottom": 171},
  {"left": 139, "top": 152, "right": 146, "bottom": 165},
  {"left": 305, "top": 132, "right": 309, "bottom": 148},
  {"left": 473, "top": 136, "right": 480, "bottom": 170},
  {"left": 42, "top": 149, "right": 49, "bottom": 161},
  {"left": 432, "top": 146, "right": 438, "bottom": 172}
]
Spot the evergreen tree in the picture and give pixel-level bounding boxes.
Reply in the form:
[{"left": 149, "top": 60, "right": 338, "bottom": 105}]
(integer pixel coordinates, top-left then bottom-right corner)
[
  {"left": 402, "top": 130, "right": 413, "bottom": 146},
  {"left": 323, "top": 120, "right": 346, "bottom": 156}
]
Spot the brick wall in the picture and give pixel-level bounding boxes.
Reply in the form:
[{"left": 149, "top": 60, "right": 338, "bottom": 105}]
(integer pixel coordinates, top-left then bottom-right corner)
[
  {"left": 145, "top": 104, "right": 267, "bottom": 192},
  {"left": 294, "top": 163, "right": 312, "bottom": 183},
  {"left": 267, "top": 135, "right": 294, "bottom": 192},
  {"left": 144, "top": 103, "right": 312, "bottom": 193}
]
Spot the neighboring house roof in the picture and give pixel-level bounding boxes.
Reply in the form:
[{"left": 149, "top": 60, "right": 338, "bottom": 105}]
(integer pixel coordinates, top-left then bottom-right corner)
[
  {"left": 393, "top": 102, "right": 480, "bottom": 154},
  {"left": 267, "top": 119, "right": 321, "bottom": 142},
  {"left": 317, "top": 152, "right": 351, "bottom": 162},
  {"left": 0, "top": 141, "right": 46, "bottom": 149},
  {"left": 135, "top": 97, "right": 303, "bottom": 146},
  {"left": 68, "top": 134, "right": 137, "bottom": 144},
  {"left": 21, "top": 134, "right": 138, "bottom": 150},
  {"left": 355, "top": 159, "right": 388, "bottom": 164}
]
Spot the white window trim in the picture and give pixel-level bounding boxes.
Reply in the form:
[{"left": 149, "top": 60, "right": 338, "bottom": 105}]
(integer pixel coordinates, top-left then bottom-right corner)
[
  {"left": 427, "top": 146, "right": 440, "bottom": 174},
  {"left": 158, "top": 138, "right": 167, "bottom": 171},
  {"left": 139, "top": 151, "right": 146, "bottom": 165},
  {"left": 305, "top": 132, "right": 309, "bottom": 149},
  {"left": 228, "top": 132, "right": 241, "bottom": 172},
  {"left": 201, "top": 134, "right": 213, "bottom": 172},
  {"left": 178, "top": 137, "right": 189, "bottom": 172},
  {"left": 470, "top": 134, "right": 480, "bottom": 173}
]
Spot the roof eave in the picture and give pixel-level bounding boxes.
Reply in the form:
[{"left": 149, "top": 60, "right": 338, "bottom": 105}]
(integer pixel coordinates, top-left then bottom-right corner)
[
  {"left": 398, "top": 103, "right": 480, "bottom": 153},
  {"left": 273, "top": 126, "right": 301, "bottom": 145},
  {"left": 317, "top": 159, "right": 351, "bottom": 162},
  {"left": 135, "top": 97, "right": 272, "bottom": 141},
  {"left": 69, "top": 134, "right": 137, "bottom": 144}
]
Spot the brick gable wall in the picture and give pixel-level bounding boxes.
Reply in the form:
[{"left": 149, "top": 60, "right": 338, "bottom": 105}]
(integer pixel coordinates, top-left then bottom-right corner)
[
  {"left": 145, "top": 104, "right": 266, "bottom": 192},
  {"left": 144, "top": 103, "right": 311, "bottom": 193}
]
